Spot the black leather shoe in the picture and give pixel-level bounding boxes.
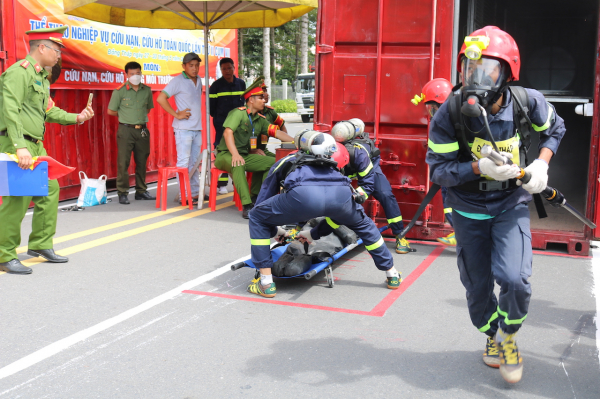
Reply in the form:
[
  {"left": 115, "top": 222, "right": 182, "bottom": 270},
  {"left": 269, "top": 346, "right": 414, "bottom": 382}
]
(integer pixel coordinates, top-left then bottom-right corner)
[
  {"left": 27, "top": 249, "right": 69, "bottom": 263},
  {"left": 0, "top": 259, "right": 32, "bottom": 274},
  {"left": 119, "top": 194, "right": 130, "bottom": 204},
  {"left": 242, "top": 203, "right": 254, "bottom": 219},
  {"left": 135, "top": 191, "right": 156, "bottom": 200}
]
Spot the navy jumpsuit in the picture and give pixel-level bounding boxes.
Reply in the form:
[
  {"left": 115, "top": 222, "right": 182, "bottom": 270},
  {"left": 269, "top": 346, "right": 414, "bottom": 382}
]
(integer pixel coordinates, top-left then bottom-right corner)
[
  {"left": 249, "top": 154, "right": 394, "bottom": 272},
  {"left": 426, "top": 89, "right": 565, "bottom": 336}
]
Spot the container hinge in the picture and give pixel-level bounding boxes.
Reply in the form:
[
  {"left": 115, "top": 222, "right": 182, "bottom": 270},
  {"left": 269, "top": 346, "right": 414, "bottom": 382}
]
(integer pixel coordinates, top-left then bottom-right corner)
[
  {"left": 379, "top": 160, "right": 417, "bottom": 167},
  {"left": 390, "top": 183, "right": 427, "bottom": 192},
  {"left": 316, "top": 44, "right": 333, "bottom": 54},
  {"left": 0, "top": 51, "right": 7, "bottom": 60}
]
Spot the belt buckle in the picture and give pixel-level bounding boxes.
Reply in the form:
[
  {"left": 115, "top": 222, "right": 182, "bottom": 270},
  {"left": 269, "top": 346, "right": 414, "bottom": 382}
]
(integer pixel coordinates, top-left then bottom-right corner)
[
  {"left": 135, "top": 125, "right": 142, "bottom": 129},
  {"left": 479, "top": 181, "right": 489, "bottom": 191}
]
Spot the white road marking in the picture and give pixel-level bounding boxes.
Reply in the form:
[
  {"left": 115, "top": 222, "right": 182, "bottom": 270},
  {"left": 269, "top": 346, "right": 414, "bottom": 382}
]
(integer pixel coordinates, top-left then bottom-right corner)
[
  {"left": 0, "top": 254, "right": 250, "bottom": 380},
  {"left": 24, "top": 182, "right": 178, "bottom": 216},
  {"left": 591, "top": 240, "right": 600, "bottom": 366}
]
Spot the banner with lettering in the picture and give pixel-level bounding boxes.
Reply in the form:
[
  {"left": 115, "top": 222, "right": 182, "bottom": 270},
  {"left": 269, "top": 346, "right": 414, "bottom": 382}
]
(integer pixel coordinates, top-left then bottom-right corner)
[{"left": 13, "top": 0, "right": 238, "bottom": 90}]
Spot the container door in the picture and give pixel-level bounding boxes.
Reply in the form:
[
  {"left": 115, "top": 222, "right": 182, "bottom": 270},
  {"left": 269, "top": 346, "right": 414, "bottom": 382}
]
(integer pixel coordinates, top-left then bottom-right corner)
[{"left": 315, "top": 0, "right": 456, "bottom": 240}]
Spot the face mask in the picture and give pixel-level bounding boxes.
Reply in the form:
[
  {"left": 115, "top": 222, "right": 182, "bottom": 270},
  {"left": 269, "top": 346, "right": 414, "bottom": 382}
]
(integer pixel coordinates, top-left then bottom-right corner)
[
  {"left": 460, "top": 56, "right": 510, "bottom": 114},
  {"left": 129, "top": 74, "right": 142, "bottom": 85}
]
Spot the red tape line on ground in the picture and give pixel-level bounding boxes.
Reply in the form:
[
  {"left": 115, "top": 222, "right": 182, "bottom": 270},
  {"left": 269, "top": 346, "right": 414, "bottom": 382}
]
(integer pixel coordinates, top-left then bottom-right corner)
[{"left": 183, "top": 246, "right": 446, "bottom": 317}]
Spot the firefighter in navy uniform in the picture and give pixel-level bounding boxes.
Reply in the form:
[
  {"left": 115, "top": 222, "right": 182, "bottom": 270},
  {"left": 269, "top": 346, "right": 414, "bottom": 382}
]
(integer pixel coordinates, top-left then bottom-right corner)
[
  {"left": 411, "top": 78, "right": 456, "bottom": 245},
  {"left": 209, "top": 57, "right": 246, "bottom": 193},
  {"left": 327, "top": 119, "right": 412, "bottom": 254},
  {"left": 247, "top": 130, "right": 401, "bottom": 298},
  {"left": 426, "top": 26, "right": 566, "bottom": 384}
]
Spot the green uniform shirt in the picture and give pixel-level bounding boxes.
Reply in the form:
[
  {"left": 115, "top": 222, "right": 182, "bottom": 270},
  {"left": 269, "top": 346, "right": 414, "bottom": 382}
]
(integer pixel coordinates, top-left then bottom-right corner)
[
  {"left": 218, "top": 107, "right": 274, "bottom": 155},
  {"left": 108, "top": 81, "right": 154, "bottom": 124},
  {"left": 0, "top": 55, "right": 78, "bottom": 149}
]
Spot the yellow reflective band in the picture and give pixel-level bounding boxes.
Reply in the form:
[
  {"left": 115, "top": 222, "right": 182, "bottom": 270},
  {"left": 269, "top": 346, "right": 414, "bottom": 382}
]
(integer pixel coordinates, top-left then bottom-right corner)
[
  {"left": 348, "top": 173, "right": 357, "bottom": 179},
  {"left": 218, "top": 177, "right": 229, "bottom": 182},
  {"left": 365, "top": 237, "right": 384, "bottom": 251},
  {"left": 358, "top": 161, "right": 373, "bottom": 177},
  {"left": 428, "top": 139, "right": 459, "bottom": 153},
  {"left": 210, "top": 91, "right": 245, "bottom": 99},
  {"left": 497, "top": 306, "right": 527, "bottom": 325},
  {"left": 532, "top": 105, "right": 554, "bottom": 132},
  {"left": 251, "top": 239, "right": 271, "bottom": 246},
  {"left": 444, "top": 207, "right": 452, "bottom": 214},
  {"left": 387, "top": 216, "right": 403, "bottom": 224},
  {"left": 478, "top": 312, "right": 499, "bottom": 332},
  {"left": 272, "top": 155, "right": 295, "bottom": 174},
  {"left": 326, "top": 217, "right": 340, "bottom": 229},
  {"left": 356, "top": 186, "right": 368, "bottom": 199}
]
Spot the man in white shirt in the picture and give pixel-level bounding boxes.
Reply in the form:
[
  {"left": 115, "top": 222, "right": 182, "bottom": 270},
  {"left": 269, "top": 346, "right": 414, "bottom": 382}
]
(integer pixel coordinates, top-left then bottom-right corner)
[{"left": 157, "top": 52, "right": 204, "bottom": 204}]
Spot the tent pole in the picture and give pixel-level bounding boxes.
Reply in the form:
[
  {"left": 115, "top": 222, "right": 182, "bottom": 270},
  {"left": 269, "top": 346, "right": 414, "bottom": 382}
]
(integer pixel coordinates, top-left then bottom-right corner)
[{"left": 204, "top": 3, "right": 212, "bottom": 168}]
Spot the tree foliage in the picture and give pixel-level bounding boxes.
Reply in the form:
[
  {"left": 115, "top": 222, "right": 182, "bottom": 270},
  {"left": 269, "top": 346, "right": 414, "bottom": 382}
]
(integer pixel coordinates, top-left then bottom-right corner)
[{"left": 238, "top": 9, "right": 317, "bottom": 85}]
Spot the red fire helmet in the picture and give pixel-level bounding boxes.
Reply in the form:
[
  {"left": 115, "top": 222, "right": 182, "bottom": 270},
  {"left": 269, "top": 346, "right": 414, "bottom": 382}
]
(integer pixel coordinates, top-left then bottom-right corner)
[
  {"left": 331, "top": 142, "right": 350, "bottom": 169},
  {"left": 458, "top": 26, "right": 520, "bottom": 81},
  {"left": 422, "top": 78, "right": 453, "bottom": 104}
]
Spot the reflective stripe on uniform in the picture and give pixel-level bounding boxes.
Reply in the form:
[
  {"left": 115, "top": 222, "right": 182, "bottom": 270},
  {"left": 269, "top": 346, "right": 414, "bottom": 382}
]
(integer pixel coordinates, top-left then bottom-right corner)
[
  {"left": 358, "top": 161, "right": 373, "bottom": 177},
  {"left": 348, "top": 173, "right": 357, "bottom": 179},
  {"left": 251, "top": 239, "right": 271, "bottom": 246},
  {"left": 365, "top": 237, "right": 384, "bottom": 251},
  {"left": 444, "top": 207, "right": 452, "bottom": 214},
  {"left": 326, "top": 217, "right": 339, "bottom": 229},
  {"left": 387, "top": 215, "right": 403, "bottom": 224},
  {"left": 497, "top": 306, "right": 527, "bottom": 325},
  {"left": 428, "top": 139, "right": 459, "bottom": 153},
  {"left": 272, "top": 155, "right": 295, "bottom": 174},
  {"left": 209, "top": 91, "right": 245, "bottom": 98},
  {"left": 532, "top": 105, "right": 554, "bottom": 132},
  {"left": 218, "top": 176, "right": 229, "bottom": 182},
  {"left": 478, "top": 312, "right": 499, "bottom": 332}
]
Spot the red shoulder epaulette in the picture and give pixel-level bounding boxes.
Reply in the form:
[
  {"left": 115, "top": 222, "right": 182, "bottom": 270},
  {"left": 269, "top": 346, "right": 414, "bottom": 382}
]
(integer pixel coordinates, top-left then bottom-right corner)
[
  {"left": 265, "top": 105, "right": 274, "bottom": 109},
  {"left": 20, "top": 60, "right": 30, "bottom": 69},
  {"left": 238, "top": 106, "right": 246, "bottom": 110},
  {"left": 258, "top": 113, "right": 266, "bottom": 119}
]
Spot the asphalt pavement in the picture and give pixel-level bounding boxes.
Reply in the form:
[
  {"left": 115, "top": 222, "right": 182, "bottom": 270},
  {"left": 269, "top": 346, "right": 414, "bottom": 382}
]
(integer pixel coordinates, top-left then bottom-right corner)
[{"left": 0, "top": 117, "right": 599, "bottom": 398}]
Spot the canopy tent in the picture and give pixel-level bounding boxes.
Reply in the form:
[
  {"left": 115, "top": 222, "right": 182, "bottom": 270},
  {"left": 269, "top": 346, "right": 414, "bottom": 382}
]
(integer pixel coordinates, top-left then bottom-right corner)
[{"left": 63, "top": 0, "right": 316, "bottom": 155}]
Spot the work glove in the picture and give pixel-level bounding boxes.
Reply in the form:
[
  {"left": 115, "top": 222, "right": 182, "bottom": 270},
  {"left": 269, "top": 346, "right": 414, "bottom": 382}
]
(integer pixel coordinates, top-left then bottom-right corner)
[
  {"left": 273, "top": 226, "right": 288, "bottom": 243},
  {"left": 353, "top": 188, "right": 368, "bottom": 204},
  {"left": 297, "top": 230, "right": 314, "bottom": 244},
  {"left": 478, "top": 152, "right": 521, "bottom": 181},
  {"left": 516, "top": 159, "right": 548, "bottom": 194}
]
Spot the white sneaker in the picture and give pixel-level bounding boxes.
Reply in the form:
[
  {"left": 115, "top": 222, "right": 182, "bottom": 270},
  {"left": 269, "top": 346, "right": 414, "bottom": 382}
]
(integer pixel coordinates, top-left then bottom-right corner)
[{"left": 218, "top": 187, "right": 228, "bottom": 195}]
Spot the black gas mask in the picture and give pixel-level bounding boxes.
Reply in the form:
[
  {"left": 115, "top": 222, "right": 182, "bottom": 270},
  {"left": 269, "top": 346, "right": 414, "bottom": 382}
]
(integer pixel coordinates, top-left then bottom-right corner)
[{"left": 460, "top": 56, "right": 510, "bottom": 117}]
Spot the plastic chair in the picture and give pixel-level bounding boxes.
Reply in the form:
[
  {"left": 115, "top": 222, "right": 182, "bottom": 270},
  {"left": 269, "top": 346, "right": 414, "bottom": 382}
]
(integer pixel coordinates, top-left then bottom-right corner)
[
  {"left": 209, "top": 168, "right": 242, "bottom": 212},
  {"left": 156, "top": 167, "right": 193, "bottom": 211}
]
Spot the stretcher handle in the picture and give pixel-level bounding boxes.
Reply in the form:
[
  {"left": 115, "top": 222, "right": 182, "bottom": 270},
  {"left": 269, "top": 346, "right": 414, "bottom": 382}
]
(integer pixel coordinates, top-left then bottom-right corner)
[
  {"left": 304, "top": 270, "right": 317, "bottom": 280},
  {"left": 231, "top": 261, "right": 247, "bottom": 271}
]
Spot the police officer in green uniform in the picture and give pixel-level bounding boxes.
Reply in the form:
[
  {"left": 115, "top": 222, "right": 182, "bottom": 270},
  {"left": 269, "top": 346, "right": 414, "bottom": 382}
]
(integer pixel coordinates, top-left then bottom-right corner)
[
  {"left": 0, "top": 27, "right": 94, "bottom": 274},
  {"left": 214, "top": 78, "right": 294, "bottom": 218},
  {"left": 107, "top": 62, "right": 155, "bottom": 205},
  {"left": 258, "top": 81, "right": 287, "bottom": 158}
]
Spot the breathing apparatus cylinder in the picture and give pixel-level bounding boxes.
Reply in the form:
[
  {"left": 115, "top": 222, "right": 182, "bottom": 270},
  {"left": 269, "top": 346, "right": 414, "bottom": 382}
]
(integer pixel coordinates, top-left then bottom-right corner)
[
  {"left": 294, "top": 129, "right": 338, "bottom": 157},
  {"left": 331, "top": 119, "right": 365, "bottom": 143}
]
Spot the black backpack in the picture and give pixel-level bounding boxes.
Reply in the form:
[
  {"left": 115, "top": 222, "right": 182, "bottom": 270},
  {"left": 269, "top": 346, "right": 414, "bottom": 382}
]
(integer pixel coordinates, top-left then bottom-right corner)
[
  {"left": 277, "top": 152, "right": 340, "bottom": 187},
  {"left": 343, "top": 137, "right": 381, "bottom": 176}
]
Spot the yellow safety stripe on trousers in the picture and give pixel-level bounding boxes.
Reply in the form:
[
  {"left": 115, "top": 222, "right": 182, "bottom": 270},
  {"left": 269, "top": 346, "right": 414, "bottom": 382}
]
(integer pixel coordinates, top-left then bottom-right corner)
[
  {"left": 387, "top": 215, "right": 403, "bottom": 224},
  {"left": 428, "top": 139, "right": 459, "bottom": 154},
  {"left": 251, "top": 239, "right": 271, "bottom": 246},
  {"left": 532, "top": 105, "right": 554, "bottom": 132},
  {"left": 478, "top": 312, "right": 499, "bottom": 332},
  {"left": 444, "top": 207, "right": 453, "bottom": 214},
  {"left": 365, "top": 237, "right": 384, "bottom": 251},
  {"left": 326, "top": 217, "right": 340, "bottom": 229},
  {"left": 356, "top": 186, "right": 368, "bottom": 199},
  {"left": 209, "top": 91, "right": 245, "bottom": 98},
  {"left": 497, "top": 306, "right": 527, "bottom": 325}
]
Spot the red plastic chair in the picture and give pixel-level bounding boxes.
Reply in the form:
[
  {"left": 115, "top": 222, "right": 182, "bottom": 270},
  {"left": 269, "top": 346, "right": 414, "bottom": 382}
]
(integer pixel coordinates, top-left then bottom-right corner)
[
  {"left": 209, "top": 168, "right": 242, "bottom": 212},
  {"left": 156, "top": 167, "right": 193, "bottom": 211}
]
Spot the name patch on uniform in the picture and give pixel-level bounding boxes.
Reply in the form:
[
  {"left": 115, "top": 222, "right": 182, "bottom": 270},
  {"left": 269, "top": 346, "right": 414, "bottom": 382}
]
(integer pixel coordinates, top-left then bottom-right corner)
[
  {"left": 122, "top": 97, "right": 131, "bottom": 101},
  {"left": 34, "top": 80, "right": 42, "bottom": 86}
]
